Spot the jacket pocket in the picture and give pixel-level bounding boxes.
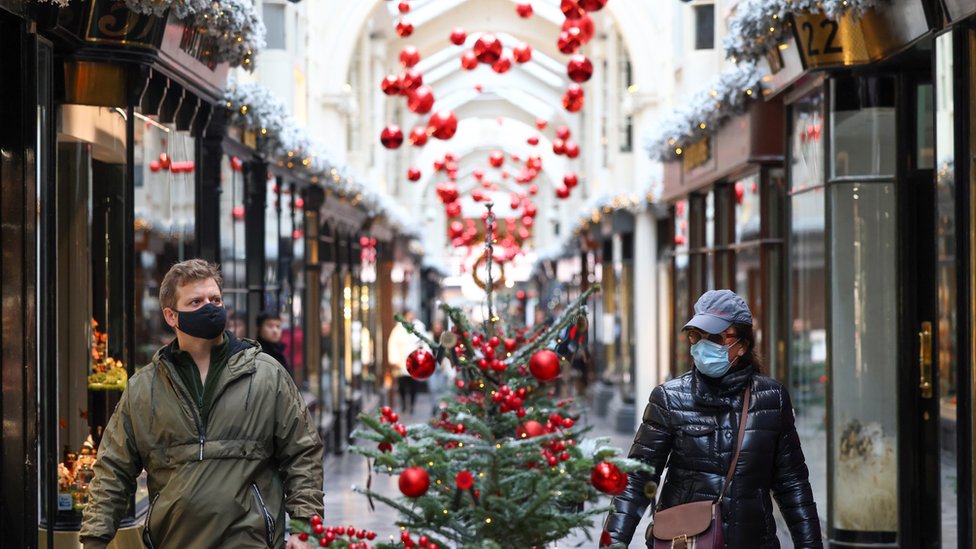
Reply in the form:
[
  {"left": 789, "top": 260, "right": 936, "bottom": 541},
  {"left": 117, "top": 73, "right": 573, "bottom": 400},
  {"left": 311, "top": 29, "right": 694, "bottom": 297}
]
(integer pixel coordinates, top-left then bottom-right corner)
[
  {"left": 251, "top": 482, "right": 276, "bottom": 548},
  {"left": 142, "top": 493, "right": 160, "bottom": 549},
  {"left": 676, "top": 423, "right": 716, "bottom": 457}
]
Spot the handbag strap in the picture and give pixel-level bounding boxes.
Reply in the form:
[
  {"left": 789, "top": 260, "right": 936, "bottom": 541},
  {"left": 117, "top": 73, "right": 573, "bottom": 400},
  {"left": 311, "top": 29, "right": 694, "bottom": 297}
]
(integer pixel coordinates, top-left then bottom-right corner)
[{"left": 717, "top": 383, "right": 751, "bottom": 504}]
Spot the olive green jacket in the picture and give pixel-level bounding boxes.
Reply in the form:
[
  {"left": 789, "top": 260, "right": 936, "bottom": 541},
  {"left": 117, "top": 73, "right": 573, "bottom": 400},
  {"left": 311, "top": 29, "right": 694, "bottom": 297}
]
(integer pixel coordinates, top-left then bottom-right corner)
[{"left": 80, "top": 334, "right": 324, "bottom": 549}]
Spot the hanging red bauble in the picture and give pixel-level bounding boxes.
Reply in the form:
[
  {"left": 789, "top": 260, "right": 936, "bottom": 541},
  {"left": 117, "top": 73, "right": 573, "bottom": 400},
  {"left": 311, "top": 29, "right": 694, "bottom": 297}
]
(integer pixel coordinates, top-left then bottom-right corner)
[
  {"left": 231, "top": 205, "right": 245, "bottom": 221},
  {"left": 436, "top": 182, "right": 459, "bottom": 203},
  {"left": 556, "top": 125, "right": 571, "bottom": 140},
  {"left": 378, "top": 441, "right": 393, "bottom": 453},
  {"left": 450, "top": 27, "right": 467, "bottom": 46},
  {"left": 516, "top": 2, "right": 533, "bottom": 18},
  {"left": 449, "top": 220, "right": 464, "bottom": 239},
  {"left": 555, "top": 185, "right": 571, "bottom": 199},
  {"left": 158, "top": 153, "right": 171, "bottom": 169},
  {"left": 230, "top": 156, "right": 243, "bottom": 171},
  {"left": 563, "top": 172, "right": 578, "bottom": 188},
  {"left": 578, "top": 0, "right": 608, "bottom": 11},
  {"left": 380, "top": 125, "right": 404, "bottom": 149},
  {"left": 529, "top": 349, "right": 561, "bottom": 381},
  {"left": 734, "top": 181, "right": 745, "bottom": 204},
  {"left": 524, "top": 203, "right": 537, "bottom": 217},
  {"left": 461, "top": 51, "right": 479, "bottom": 70},
  {"left": 399, "top": 467, "right": 430, "bottom": 498},
  {"left": 591, "top": 462, "right": 628, "bottom": 496},
  {"left": 557, "top": 29, "right": 582, "bottom": 55},
  {"left": 406, "top": 167, "right": 422, "bottom": 181},
  {"left": 471, "top": 189, "right": 488, "bottom": 202},
  {"left": 516, "top": 420, "right": 546, "bottom": 439},
  {"left": 600, "top": 530, "right": 614, "bottom": 547},
  {"left": 407, "top": 85, "right": 435, "bottom": 114},
  {"left": 428, "top": 110, "right": 458, "bottom": 140},
  {"left": 512, "top": 43, "right": 532, "bottom": 64},
  {"left": 527, "top": 156, "right": 543, "bottom": 171},
  {"left": 398, "top": 1, "right": 410, "bottom": 13},
  {"left": 567, "top": 54, "right": 594, "bottom": 83},
  {"left": 562, "top": 14, "right": 595, "bottom": 45},
  {"left": 563, "top": 84, "right": 584, "bottom": 112},
  {"left": 528, "top": 184, "right": 538, "bottom": 196},
  {"left": 455, "top": 470, "right": 474, "bottom": 490},
  {"left": 406, "top": 349, "right": 436, "bottom": 379},
  {"left": 399, "top": 45, "right": 421, "bottom": 68},
  {"left": 561, "top": 0, "right": 585, "bottom": 20},
  {"left": 399, "top": 69, "right": 423, "bottom": 92},
  {"left": 535, "top": 118, "right": 548, "bottom": 130},
  {"left": 521, "top": 215, "right": 534, "bottom": 228},
  {"left": 492, "top": 54, "right": 512, "bottom": 74},
  {"left": 518, "top": 226, "right": 531, "bottom": 240},
  {"left": 149, "top": 160, "right": 161, "bottom": 173},
  {"left": 527, "top": 135, "right": 539, "bottom": 146},
  {"left": 473, "top": 168, "right": 485, "bottom": 181},
  {"left": 564, "top": 140, "right": 580, "bottom": 159},
  {"left": 445, "top": 201, "right": 462, "bottom": 218},
  {"left": 396, "top": 20, "right": 414, "bottom": 38},
  {"left": 380, "top": 74, "right": 401, "bottom": 96},
  {"left": 489, "top": 151, "right": 505, "bottom": 168},
  {"left": 473, "top": 34, "right": 503, "bottom": 64},
  {"left": 552, "top": 139, "right": 566, "bottom": 155},
  {"left": 409, "top": 126, "right": 429, "bottom": 147}
]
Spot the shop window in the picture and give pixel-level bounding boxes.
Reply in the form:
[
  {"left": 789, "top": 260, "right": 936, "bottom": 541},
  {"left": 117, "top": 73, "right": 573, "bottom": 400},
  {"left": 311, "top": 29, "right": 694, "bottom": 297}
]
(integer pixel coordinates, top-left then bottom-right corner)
[
  {"left": 693, "top": 4, "right": 714, "bottom": 50},
  {"left": 830, "top": 76, "right": 896, "bottom": 178},
  {"left": 791, "top": 93, "right": 825, "bottom": 192},
  {"left": 219, "top": 154, "right": 248, "bottom": 337},
  {"left": 672, "top": 200, "right": 691, "bottom": 375},
  {"left": 263, "top": 3, "right": 286, "bottom": 50}
]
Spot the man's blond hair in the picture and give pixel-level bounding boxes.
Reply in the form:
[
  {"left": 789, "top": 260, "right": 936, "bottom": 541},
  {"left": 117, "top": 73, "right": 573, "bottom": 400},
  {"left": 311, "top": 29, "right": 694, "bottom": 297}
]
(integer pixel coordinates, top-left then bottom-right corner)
[{"left": 159, "top": 259, "right": 223, "bottom": 310}]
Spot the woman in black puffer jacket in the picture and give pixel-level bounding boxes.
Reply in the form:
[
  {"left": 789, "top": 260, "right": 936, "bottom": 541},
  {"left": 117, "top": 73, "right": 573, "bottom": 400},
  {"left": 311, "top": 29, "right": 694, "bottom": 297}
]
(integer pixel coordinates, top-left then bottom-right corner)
[{"left": 603, "top": 290, "right": 822, "bottom": 548}]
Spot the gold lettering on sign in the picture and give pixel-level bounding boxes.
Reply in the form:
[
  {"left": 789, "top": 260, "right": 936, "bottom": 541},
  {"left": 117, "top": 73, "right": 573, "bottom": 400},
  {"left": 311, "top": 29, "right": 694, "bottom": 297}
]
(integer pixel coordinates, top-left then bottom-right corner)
[
  {"left": 87, "top": 0, "right": 158, "bottom": 46},
  {"left": 682, "top": 138, "right": 710, "bottom": 173},
  {"left": 793, "top": 8, "right": 915, "bottom": 68}
]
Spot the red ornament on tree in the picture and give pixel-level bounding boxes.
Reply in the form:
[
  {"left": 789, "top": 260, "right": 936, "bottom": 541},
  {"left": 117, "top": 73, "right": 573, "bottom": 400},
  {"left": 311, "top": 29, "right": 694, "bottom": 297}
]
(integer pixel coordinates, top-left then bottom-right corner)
[
  {"left": 407, "top": 85, "right": 435, "bottom": 114},
  {"left": 450, "top": 27, "right": 467, "bottom": 46},
  {"left": 455, "top": 470, "right": 474, "bottom": 490},
  {"left": 535, "top": 118, "right": 548, "bottom": 130},
  {"left": 600, "top": 530, "right": 614, "bottom": 547},
  {"left": 578, "top": 0, "right": 608, "bottom": 11},
  {"left": 427, "top": 110, "right": 458, "bottom": 140},
  {"left": 529, "top": 349, "right": 561, "bottom": 381},
  {"left": 557, "top": 30, "right": 582, "bottom": 55},
  {"left": 399, "top": 45, "right": 421, "bottom": 68},
  {"left": 406, "top": 349, "right": 436, "bottom": 379},
  {"left": 398, "top": 1, "right": 410, "bottom": 13},
  {"left": 591, "top": 461, "right": 628, "bottom": 495},
  {"left": 378, "top": 441, "right": 393, "bottom": 453},
  {"left": 492, "top": 54, "right": 512, "bottom": 74},
  {"left": 552, "top": 139, "right": 566, "bottom": 155},
  {"left": 399, "top": 69, "right": 424, "bottom": 92},
  {"left": 512, "top": 42, "right": 532, "bottom": 63},
  {"left": 489, "top": 150, "right": 505, "bottom": 168},
  {"left": 516, "top": 420, "right": 547, "bottom": 439},
  {"left": 461, "top": 51, "right": 479, "bottom": 70},
  {"left": 562, "top": 14, "right": 595, "bottom": 45},
  {"left": 563, "top": 172, "right": 578, "bottom": 188},
  {"left": 406, "top": 167, "right": 422, "bottom": 181},
  {"left": 381, "top": 74, "right": 401, "bottom": 96},
  {"left": 515, "top": 2, "right": 533, "bottom": 18},
  {"left": 564, "top": 140, "right": 580, "bottom": 159},
  {"left": 396, "top": 20, "right": 414, "bottom": 38},
  {"left": 560, "top": 0, "right": 585, "bottom": 20},
  {"left": 563, "top": 84, "right": 584, "bottom": 113},
  {"left": 399, "top": 467, "right": 430, "bottom": 498},
  {"left": 445, "top": 201, "right": 462, "bottom": 218},
  {"left": 555, "top": 185, "right": 571, "bottom": 199},
  {"left": 473, "top": 33, "right": 503, "bottom": 64},
  {"left": 567, "top": 54, "right": 594, "bottom": 83},
  {"left": 527, "top": 135, "right": 539, "bottom": 146},
  {"left": 409, "top": 126, "right": 429, "bottom": 147},
  {"left": 380, "top": 125, "right": 404, "bottom": 149}
]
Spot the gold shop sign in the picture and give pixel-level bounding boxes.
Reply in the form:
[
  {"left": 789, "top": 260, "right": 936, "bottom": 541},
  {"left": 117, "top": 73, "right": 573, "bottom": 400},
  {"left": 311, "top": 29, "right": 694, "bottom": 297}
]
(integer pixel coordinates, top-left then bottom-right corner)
[
  {"left": 682, "top": 138, "right": 710, "bottom": 173},
  {"left": 84, "top": 0, "right": 163, "bottom": 48},
  {"left": 793, "top": 0, "right": 929, "bottom": 68}
]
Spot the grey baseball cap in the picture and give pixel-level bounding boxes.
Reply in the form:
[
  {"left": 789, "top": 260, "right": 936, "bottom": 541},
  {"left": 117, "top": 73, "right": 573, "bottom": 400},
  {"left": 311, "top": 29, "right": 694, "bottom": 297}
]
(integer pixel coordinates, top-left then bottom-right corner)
[{"left": 682, "top": 289, "right": 753, "bottom": 334}]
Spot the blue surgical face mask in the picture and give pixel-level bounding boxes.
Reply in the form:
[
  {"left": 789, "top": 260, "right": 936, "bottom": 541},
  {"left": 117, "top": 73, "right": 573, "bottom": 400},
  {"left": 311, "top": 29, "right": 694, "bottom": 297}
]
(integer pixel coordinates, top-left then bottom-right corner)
[{"left": 690, "top": 338, "right": 740, "bottom": 378}]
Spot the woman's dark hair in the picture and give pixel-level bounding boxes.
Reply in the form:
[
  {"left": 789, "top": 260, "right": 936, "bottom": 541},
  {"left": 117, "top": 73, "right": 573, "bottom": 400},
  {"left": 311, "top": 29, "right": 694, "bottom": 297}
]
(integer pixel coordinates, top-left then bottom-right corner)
[{"left": 732, "top": 322, "right": 764, "bottom": 374}]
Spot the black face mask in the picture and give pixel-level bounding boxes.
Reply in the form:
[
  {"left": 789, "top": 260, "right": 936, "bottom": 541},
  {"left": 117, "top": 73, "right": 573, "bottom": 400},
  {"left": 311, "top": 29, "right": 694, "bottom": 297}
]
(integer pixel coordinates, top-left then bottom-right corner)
[{"left": 175, "top": 303, "right": 227, "bottom": 340}]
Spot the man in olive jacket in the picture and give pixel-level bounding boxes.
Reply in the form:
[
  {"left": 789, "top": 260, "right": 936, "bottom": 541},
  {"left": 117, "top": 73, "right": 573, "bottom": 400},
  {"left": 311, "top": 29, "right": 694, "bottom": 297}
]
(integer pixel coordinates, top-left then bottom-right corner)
[{"left": 80, "top": 259, "right": 323, "bottom": 549}]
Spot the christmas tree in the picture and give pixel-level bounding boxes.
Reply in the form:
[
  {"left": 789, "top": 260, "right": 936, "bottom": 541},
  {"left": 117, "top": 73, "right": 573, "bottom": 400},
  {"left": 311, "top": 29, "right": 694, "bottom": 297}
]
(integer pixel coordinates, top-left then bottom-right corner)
[{"left": 288, "top": 205, "right": 649, "bottom": 549}]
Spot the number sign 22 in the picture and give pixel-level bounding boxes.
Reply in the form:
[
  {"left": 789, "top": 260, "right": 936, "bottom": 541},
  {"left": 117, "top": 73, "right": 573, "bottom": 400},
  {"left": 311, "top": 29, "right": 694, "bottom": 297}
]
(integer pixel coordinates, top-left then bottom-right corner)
[{"left": 792, "top": 12, "right": 872, "bottom": 68}]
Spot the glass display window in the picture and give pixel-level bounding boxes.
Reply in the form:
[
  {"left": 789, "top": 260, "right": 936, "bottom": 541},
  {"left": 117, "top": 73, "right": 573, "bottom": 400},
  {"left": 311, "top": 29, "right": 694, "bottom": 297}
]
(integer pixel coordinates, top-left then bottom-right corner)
[
  {"left": 791, "top": 92, "right": 825, "bottom": 192},
  {"left": 218, "top": 152, "right": 248, "bottom": 336},
  {"left": 829, "top": 76, "right": 897, "bottom": 179}
]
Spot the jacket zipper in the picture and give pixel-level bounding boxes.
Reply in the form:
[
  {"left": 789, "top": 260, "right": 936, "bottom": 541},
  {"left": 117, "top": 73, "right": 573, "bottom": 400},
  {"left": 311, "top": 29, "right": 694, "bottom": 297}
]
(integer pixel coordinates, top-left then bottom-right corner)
[
  {"left": 251, "top": 482, "right": 276, "bottom": 548},
  {"left": 142, "top": 493, "right": 160, "bottom": 549}
]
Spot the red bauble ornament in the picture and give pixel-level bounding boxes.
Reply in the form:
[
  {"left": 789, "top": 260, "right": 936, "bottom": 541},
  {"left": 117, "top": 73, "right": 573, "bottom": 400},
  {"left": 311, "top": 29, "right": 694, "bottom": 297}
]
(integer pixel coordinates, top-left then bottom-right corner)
[
  {"left": 158, "top": 153, "right": 171, "bottom": 169},
  {"left": 398, "top": 1, "right": 410, "bottom": 13},
  {"left": 409, "top": 126, "right": 429, "bottom": 147},
  {"left": 557, "top": 29, "right": 582, "bottom": 55},
  {"left": 563, "top": 84, "right": 585, "bottom": 113},
  {"left": 734, "top": 181, "right": 745, "bottom": 204},
  {"left": 578, "top": 0, "right": 608, "bottom": 11},
  {"left": 535, "top": 118, "right": 548, "bottom": 130},
  {"left": 521, "top": 215, "right": 534, "bottom": 228},
  {"left": 399, "top": 69, "right": 423, "bottom": 92},
  {"left": 529, "top": 349, "right": 561, "bottom": 381},
  {"left": 527, "top": 135, "right": 539, "bottom": 146},
  {"left": 600, "top": 530, "right": 613, "bottom": 547},
  {"left": 562, "top": 14, "right": 595, "bottom": 45},
  {"left": 428, "top": 110, "right": 458, "bottom": 140},
  {"left": 436, "top": 182, "right": 459, "bottom": 203},
  {"left": 149, "top": 160, "right": 161, "bottom": 173},
  {"left": 380, "top": 125, "right": 404, "bottom": 149},
  {"left": 461, "top": 51, "right": 479, "bottom": 70},
  {"left": 524, "top": 202, "right": 538, "bottom": 217},
  {"left": 561, "top": 0, "right": 585, "bottom": 20},
  {"left": 230, "top": 156, "right": 243, "bottom": 171},
  {"left": 552, "top": 138, "right": 566, "bottom": 155},
  {"left": 516, "top": 420, "right": 546, "bottom": 439},
  {"left": 513, "top": 42, "right": 532, "bottom": 64},
  {"left": 526, "top": 155, "right": 543, "bottom": 171},
  {"left": 449, "top": 220, "right": 464, "bottom": 239},
  {"left": 406, "top": 349, "right": 436, "bottom": 379},
  {"left": 555, "top": 185, "right": 571, "bottom": 199},
  {"left": 378, "top": 441, "right": 393, "bottom": 453},
  {"left": 450, "top": 27, "right": 467, "bottom": 46},
  {"left": 473, "top": 34, "right": 503, "bottom": 64},
  {"left": 455, "top": 471, "right": 474, "bottom": 490},
  {"left": 564, "top": 140, "right": 580, "bottom": 158},
  {"left": 528, "top": 184, "right": 538, "bottom": 196},
  {"left": 591, "top": 462, "right": 628, "bottom": 496},
  {"left": 515, "top": 2, "right": 533, "bottom": 18},
  {"left": 380, "top": 74, "right": 401, "bottom": 96},
  {"left": 399, "top": 467, "right": 430, "bottom": 498},
  {"left": 406, "top": 167, "right": 422, "bottom": 181},
  {"left": 563, "top": 172, "right": 578, "bottom": 188},
  {"left": 445, "top": 201, "right": 462, "bottom": 218},
  {"left": 567, "top": 54, "right": 594, "bottom": 83},
  {"left": 489, "top": 150, "right": 505, "bottom": 168},
  {"left": 492, "top": 54, "right": 512, "bottom": 74},
  {"left": 556, "top": 125, "right": 571, "bottom": 140},
  {"left": 407, "top": 85, "right": 435, "bottom": 114},
  {"left": 399, "top": 45, "right": 421, "bottom": 68},
  {"left": 396, "top": 20, "right": 414, "bottom": 38},
  {"left": 231, "top": 205, "right": 245, "bottom": 221}
]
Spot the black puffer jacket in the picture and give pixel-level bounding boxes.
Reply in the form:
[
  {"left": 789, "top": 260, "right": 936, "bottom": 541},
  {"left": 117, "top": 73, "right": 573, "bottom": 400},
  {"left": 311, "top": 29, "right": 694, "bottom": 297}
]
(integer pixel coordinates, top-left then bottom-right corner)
[{"left": 604, "top": 364, "right": 822, "bottom": 548}]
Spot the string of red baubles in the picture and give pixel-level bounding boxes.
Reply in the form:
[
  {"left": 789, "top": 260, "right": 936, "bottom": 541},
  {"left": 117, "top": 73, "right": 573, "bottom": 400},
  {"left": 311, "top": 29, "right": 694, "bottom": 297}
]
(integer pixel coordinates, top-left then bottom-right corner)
[{"left": 148, "top": 152, "right": 195, "bottom": 174}]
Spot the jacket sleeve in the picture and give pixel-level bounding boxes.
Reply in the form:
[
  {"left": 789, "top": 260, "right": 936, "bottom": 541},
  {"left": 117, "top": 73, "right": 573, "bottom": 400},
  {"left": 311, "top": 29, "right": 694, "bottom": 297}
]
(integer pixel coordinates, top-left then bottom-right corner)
[
  {"left": 79, "top": 388, "right": 142, "bottom": 545},
  {"left": 273, "top": 367, "right": 325, "bottom": 520},
  {"left": 603, "top": 384, "right": 674, "bottom": 545},
  {"left": 771, "top": 387, "right": 824, "bottom": 548}
]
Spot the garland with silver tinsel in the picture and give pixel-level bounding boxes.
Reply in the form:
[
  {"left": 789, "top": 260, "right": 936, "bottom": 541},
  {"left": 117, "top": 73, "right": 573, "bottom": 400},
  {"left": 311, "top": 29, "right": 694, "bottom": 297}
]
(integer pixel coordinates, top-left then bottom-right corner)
[
  {"left": 725, "top": 0, "right": 883, "bottom": 63},
  {"left": 645, "top": 63, "right": 762, "bottom": 161}
]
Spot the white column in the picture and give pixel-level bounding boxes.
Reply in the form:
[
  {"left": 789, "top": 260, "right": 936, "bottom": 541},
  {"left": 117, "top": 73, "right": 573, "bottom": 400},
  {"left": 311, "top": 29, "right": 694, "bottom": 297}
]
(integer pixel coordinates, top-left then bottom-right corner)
[{"left": 632, "top": 207, "right": 658, "bottom": 430}]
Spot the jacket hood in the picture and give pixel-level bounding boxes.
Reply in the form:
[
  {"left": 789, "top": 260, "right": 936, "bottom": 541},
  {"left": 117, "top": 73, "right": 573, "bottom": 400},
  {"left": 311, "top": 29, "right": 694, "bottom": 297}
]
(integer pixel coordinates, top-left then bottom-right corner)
[{"left": 155, "top": 331, "right": 258, "bottom": 371}]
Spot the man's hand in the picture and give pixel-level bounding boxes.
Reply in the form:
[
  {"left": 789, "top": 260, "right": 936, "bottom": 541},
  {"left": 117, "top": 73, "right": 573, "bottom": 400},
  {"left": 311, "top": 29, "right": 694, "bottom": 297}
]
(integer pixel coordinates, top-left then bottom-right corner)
[{"left": 285, "top": 534, "right": 312, "bottom": 549}]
